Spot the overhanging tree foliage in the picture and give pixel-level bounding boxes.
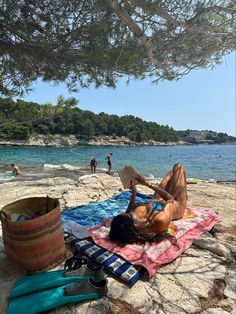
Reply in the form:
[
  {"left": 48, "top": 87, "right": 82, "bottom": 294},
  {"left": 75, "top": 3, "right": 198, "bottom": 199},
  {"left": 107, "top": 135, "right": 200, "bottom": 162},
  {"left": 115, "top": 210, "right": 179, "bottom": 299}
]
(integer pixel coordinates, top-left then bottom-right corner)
[{"left": 1, "top": 0, "right": 235, "bottom": 96}]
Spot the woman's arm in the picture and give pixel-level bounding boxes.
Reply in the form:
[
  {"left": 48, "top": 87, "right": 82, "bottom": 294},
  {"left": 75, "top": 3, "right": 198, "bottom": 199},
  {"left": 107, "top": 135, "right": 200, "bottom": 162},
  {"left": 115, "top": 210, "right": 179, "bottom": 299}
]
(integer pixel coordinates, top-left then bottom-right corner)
[
  {"left": 126, "top": 181, "right": 137, "bottom": 212},
  {"left": 149, "top": 184, "right": 174, "bottom": 203},
  {"left": 135, "top": 174, "right": 174, "bottom": 202}
]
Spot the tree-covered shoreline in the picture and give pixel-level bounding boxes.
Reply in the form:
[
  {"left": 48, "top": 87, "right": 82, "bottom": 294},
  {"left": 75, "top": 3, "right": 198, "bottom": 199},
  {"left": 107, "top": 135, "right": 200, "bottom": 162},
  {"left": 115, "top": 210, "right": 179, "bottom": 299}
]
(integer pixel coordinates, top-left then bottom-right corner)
[{"left": 0, "top": 97, "right": 235, "bottom": 145}]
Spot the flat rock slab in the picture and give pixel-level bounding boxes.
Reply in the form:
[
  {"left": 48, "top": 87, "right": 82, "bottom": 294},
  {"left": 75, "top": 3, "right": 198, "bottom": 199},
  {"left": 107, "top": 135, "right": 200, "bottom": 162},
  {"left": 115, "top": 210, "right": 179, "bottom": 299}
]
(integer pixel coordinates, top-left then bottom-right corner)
[{"left": 193, "top": 231, "right": 231, "bottom": 260}]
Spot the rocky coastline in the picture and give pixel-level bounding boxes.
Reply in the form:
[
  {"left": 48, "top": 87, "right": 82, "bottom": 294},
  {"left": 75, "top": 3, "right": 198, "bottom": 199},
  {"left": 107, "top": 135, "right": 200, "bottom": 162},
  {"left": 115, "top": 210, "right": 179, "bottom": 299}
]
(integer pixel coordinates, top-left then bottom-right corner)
[
  {"left": 0, "top": 134, "right": 221, "bottom": 147},
  {"left": 0, "top": 173, "right": 235, "bottom": 313}
]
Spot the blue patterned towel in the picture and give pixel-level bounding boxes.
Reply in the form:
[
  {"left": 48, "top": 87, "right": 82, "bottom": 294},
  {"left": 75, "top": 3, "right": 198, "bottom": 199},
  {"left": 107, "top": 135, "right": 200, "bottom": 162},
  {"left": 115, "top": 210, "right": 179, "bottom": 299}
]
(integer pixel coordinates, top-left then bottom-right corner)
[{"left": 61, "top": 191, "right": 162, "bottom": 227}]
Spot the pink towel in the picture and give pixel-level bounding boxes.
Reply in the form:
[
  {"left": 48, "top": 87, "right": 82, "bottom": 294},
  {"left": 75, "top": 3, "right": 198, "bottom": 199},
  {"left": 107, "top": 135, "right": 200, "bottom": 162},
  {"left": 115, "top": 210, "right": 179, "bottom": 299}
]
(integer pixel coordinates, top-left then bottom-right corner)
[{"left": 89, "top": 208, "right": 220, "bottom": 277}]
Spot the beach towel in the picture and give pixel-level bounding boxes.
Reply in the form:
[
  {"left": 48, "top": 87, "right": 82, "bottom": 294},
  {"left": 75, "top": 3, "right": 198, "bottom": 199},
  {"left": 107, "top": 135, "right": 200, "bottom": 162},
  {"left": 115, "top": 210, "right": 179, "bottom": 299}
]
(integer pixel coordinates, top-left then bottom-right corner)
[
  {"left": 61, "top": 191, "right": 161, "bottom": 227},
  {"left": 69, "top": 237, "right": 144, "bottom": 286},
  {"left": 88, "top": 208, "right": 220, "bottom": 277}
]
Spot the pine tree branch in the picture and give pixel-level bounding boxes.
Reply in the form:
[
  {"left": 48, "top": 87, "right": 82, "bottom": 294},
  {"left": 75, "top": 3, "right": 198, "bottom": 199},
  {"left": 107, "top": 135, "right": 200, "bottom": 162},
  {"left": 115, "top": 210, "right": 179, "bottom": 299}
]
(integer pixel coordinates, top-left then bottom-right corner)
[{"left": 107, "top": 0, "right": 170, "bottom": 69}]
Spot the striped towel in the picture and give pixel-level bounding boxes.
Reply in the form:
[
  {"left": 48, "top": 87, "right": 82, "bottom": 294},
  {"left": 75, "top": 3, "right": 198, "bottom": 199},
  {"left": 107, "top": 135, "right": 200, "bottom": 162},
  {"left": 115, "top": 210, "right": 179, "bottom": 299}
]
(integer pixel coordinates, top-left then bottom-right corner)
[{"left": 70, "top": 237, "right": 144, "bottom": 286}]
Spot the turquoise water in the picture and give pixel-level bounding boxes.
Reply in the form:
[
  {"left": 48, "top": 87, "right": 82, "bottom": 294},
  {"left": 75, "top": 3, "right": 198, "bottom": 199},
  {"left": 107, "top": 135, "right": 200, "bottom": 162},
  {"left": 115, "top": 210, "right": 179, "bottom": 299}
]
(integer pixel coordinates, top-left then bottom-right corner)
[{"left": 0, "top": 144, "right": 235, "bottom": 181}]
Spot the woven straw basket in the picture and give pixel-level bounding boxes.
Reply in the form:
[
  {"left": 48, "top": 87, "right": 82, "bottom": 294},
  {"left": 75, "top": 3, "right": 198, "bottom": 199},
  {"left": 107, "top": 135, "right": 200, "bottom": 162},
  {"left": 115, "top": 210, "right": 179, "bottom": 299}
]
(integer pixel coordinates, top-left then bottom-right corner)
[{"left": 0, "top": 196, "right": 66, "bottom": 273}]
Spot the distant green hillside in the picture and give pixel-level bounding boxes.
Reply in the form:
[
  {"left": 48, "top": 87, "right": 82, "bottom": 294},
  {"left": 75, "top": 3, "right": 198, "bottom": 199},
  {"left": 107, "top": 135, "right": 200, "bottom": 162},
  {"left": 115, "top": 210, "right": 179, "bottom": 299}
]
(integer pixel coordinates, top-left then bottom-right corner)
[
  {"left": 0, "top": 97, "right": 235, "bottom": 144},
  {"left": 0, "top": 97, "right": 178, "bottom": 142}
]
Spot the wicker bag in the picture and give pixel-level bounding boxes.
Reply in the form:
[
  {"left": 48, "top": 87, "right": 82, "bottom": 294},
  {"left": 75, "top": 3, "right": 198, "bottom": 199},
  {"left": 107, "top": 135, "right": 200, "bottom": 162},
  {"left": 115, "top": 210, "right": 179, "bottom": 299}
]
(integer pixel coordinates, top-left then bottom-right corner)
[{"left": 0, "top": 196, "right": 66, "bottom": 272}]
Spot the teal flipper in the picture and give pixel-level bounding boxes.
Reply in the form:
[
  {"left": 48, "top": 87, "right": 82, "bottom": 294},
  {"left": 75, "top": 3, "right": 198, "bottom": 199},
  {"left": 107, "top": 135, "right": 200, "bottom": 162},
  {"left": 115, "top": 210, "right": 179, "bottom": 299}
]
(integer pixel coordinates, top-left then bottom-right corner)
[
  {"left": 7, "top": 279, "right": 107, "bottom": 314},
  {"left": 10, "top": 265, "right": 104, "bottom": 298}
]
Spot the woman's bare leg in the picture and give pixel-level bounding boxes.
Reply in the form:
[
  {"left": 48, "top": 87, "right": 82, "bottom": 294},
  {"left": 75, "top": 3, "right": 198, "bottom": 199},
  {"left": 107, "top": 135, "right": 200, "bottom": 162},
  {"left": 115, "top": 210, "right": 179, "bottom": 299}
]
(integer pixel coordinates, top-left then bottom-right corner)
[
  {"left": 158, "top": 170, "right": 172, "bottom": 190},
  {"left": 166, "top": 163, "right": 187, "bottom": 218},
  {"left": 153, "top": 170, "right": 173, "bottom": 200}
]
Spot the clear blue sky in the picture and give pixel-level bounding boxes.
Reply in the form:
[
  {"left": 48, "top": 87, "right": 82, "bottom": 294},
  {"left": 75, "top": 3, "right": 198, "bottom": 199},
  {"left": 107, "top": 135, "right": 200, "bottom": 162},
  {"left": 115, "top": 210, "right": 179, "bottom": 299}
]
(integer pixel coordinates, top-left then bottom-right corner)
[{"left": 23, "top": 52, "right": 235, "bottom": 136}]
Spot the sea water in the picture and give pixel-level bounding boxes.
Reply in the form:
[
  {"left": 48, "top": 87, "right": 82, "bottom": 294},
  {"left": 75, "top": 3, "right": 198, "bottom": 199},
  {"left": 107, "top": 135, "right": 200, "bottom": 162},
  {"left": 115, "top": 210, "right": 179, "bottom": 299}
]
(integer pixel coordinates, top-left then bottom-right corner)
[{"left": 0, "top": 144, "right": 235, "bottom": 182}]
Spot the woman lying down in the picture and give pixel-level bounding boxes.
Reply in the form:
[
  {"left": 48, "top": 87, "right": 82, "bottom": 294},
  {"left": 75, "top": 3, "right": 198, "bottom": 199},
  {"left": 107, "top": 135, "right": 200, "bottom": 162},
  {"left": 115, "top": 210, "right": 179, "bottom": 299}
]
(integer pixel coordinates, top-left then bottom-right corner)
[{"left": 109, "top": 163, "right": 188, "bottom": 244}]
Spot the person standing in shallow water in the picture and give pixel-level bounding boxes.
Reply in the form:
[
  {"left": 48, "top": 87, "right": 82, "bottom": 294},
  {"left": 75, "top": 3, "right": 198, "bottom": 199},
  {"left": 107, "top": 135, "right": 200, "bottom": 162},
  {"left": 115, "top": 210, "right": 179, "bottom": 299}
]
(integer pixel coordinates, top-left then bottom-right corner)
[
  {"left": 105, "top": 153, "right": 113, "bottom": 175},
  {"left": 90, "top": 157, "right": 97, "bottom": 174},
  {"left": 11, "top": 163, "right": 20, "bottom": 176}
]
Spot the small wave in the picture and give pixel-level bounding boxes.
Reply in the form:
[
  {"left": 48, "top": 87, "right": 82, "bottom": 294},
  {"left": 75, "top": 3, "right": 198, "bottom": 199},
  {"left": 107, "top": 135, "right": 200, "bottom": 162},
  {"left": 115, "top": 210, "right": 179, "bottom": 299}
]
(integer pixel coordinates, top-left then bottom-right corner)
[
  {"left": 43, "top": 163, "right": 80, "bottom": 171},
  {"left": 97, "top": 167, "right": 108, "bottom": 171},
  {"left": 0, "top": 173, "right": 14, "bottom": 182},
  {"left": 44, "top": 163, "right": 62, "bottom": 169},
  {"left": 62, "top": 164, "right": 80, "bottom": 171}
]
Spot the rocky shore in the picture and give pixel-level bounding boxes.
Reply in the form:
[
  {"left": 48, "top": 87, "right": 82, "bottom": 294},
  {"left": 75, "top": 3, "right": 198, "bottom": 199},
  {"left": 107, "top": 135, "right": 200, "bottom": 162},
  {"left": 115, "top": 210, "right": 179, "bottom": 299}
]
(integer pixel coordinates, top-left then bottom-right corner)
[
  {"left": 1, "top": 134, "right": 235, "bottom": 147},
  {"left": 0, "top": 174, "right": 235, "bottom": 314},
  {"left": 0, "top": 134, "right": 192, "bottom": 147}
]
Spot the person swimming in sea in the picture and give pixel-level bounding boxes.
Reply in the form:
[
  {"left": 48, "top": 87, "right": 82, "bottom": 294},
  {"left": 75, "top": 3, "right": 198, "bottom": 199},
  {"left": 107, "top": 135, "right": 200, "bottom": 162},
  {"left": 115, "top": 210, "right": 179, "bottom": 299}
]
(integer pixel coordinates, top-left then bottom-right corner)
[{"left": 109, "top": 163, "right": 187, "bottom": 244}]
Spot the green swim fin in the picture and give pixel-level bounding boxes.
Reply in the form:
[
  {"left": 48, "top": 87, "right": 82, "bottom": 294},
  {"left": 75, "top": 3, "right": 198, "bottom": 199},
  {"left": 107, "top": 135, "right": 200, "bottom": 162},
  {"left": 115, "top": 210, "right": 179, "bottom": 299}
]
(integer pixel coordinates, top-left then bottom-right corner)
[
  {"left": 10, "top": 263, "right": 104, "bottom": 298},
  {"left": 7, "top": 278, "right": 108, "bottom": 314}
]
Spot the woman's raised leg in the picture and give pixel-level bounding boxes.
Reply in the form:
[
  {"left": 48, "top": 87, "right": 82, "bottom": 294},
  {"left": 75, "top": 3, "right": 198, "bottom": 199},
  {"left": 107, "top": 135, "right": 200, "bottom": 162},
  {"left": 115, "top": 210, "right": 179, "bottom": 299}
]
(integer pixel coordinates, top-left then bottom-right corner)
[
  {"left": 158, "top": 170, "right": 172, "bottom": 190},
  {"left": 166, "top": 163, "right": 187, "bottom": 217}
]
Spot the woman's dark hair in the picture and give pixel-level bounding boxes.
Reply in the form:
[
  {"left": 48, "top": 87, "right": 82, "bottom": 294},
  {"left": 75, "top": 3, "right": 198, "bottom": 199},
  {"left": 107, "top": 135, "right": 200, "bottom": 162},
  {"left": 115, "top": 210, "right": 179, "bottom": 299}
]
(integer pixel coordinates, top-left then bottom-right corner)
[{"left": 109, "top": 213, "right": 167, "bottom": 244}]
